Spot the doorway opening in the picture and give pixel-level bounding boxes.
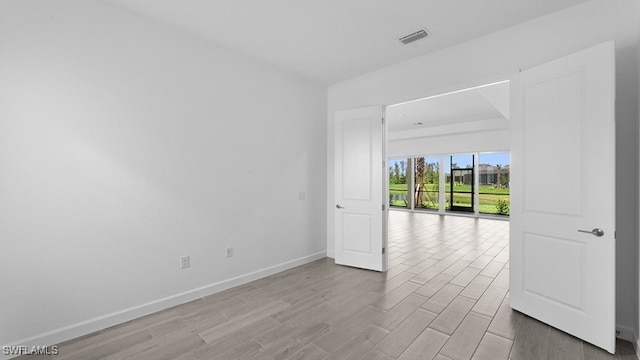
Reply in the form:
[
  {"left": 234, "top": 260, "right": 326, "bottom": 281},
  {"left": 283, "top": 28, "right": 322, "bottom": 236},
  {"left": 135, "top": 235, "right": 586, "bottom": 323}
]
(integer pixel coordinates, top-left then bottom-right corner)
[{"left": 385, "top": 79, "right": 510, "bottom": 219}]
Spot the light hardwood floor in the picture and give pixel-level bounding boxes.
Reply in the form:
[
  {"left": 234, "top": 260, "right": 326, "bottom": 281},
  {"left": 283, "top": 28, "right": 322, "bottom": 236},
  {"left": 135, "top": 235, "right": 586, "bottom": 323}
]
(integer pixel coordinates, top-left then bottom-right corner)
[{"left": 19, "top": 211, "right": 636, "bottom": 359}]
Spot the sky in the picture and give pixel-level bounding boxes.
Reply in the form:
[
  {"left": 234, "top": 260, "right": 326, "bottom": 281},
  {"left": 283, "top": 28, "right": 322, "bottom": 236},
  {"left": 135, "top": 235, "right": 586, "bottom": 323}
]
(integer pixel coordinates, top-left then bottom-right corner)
[{"left": 389, "top": 152, "right": 510, "bottom": 174}]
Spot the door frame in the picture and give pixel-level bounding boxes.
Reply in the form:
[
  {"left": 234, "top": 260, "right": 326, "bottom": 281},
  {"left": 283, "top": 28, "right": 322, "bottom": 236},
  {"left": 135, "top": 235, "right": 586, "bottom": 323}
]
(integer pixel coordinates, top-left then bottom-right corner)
[{"left": 384, "top": 78, "right": 511, "bottom": 220}]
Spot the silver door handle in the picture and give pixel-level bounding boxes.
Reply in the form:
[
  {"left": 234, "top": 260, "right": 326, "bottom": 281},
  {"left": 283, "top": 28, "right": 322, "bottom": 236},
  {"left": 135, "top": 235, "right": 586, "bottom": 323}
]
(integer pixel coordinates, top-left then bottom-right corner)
[
  {"left": 577, "top": 228, "right": 604, "bottom": 237},
  {"left": 336, "top": 204, "right": 345, "bottom": 209}
]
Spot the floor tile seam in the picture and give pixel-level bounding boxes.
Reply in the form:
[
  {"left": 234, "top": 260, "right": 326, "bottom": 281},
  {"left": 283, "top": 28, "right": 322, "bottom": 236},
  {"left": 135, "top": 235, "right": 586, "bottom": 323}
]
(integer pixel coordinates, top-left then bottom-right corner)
[
  {"left": 440, "top": 311, "right": 494, "bottom": 360},
  {"left": 485, "top": 328, "right": 517, "bottom": 343},
  {"left": 428, "top": 296, "right": 481, "bottom": 336},
  {"left": 374, "top": 293, "right": 429, "bottom": 318},
  {"left": 393, "top": 326, "right": 451, "bottom": 360},
  {"left": 456, "top": 283, "right": 492, "bottom": 302}
]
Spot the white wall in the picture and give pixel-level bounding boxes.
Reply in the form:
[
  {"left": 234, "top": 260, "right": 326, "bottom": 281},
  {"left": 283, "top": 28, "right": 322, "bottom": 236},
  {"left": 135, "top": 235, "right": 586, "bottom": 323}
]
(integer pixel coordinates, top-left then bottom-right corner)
[
  {"left": 0, "top": 0, "right": 327, "bottom": 354},
  {"left": 327, "top": 0, "right": 639, "bottom": 342}
]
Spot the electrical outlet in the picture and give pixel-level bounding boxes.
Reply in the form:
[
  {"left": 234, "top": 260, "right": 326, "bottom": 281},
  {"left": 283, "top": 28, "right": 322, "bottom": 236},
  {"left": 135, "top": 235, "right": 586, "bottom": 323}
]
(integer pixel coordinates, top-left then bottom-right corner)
[
  {"left": 297, "top": 191, "right": 306, "bottom": 200},
  {"left": 225, "top": 247, "right": 233, "bottom": 258},
  {"left": 181, "top": 255, "right": 190, "bottom": 269}
]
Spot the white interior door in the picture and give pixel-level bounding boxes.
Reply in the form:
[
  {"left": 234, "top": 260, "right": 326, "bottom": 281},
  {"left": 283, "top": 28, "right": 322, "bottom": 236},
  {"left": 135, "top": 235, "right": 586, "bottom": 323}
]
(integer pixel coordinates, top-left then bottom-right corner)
[
  {"left": 510, "top": 41, "right": 616, "bottom": 353},
  {"left": 334, "top": 105, "right": 387, "bottom": 272}
]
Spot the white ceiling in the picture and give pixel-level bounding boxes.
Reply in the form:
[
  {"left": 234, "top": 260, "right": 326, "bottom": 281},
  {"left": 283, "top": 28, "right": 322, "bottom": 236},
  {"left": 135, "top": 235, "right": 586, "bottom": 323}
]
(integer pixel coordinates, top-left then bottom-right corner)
[
  {"left": 387, "top": 81, "right": 510, "bottom": 134},
  {"left": 107, "top": 0, "right": 590, "bottom": 84}
]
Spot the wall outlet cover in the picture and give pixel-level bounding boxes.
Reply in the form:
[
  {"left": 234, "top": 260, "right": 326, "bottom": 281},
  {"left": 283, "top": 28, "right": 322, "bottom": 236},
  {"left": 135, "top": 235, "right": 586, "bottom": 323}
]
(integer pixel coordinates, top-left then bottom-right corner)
[{"left": 181, "top": 255, "right": 190, "bottom": 269}]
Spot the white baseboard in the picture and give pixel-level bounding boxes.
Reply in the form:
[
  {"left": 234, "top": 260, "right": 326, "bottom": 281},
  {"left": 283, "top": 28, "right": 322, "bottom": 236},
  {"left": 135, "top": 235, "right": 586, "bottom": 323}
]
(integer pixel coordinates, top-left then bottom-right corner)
[
  {"left": 617, "top": 325, "right": 635, "bottom": 343},
  {"left": 616, "top": 324, "right": 640, "bottom": 360},
  {"left": 2, "top": 251, "right": 326, "bottom": 360}
]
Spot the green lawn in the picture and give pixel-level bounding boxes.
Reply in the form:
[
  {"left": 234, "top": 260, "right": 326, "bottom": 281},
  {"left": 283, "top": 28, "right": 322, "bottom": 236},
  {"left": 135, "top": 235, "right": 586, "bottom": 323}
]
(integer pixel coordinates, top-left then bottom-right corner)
[
  {"left": 390, "top": 183, "right": 509, "bottom": 194},
  {"left": 389, "top": 182, "right": 510, "bottom": 214},
  {"left": 390, "top": 200, "right": 408, "bottom": 207}
]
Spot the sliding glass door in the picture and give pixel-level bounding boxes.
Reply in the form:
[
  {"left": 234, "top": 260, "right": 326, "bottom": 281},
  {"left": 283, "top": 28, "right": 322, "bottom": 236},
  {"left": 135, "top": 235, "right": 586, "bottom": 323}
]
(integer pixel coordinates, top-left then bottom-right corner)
[
  {"left": 446, "top": 154, "right": 474, "bottom": 213},
  {"left": 478, "top": 152, "right": 510, "bottom": 215}
]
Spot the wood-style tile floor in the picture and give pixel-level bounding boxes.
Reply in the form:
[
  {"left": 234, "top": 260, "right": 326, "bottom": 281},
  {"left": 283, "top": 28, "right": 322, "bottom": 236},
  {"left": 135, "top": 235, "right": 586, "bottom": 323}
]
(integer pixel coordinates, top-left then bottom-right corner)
[{"left": 21, "top": 211, "right": 636, "bottom": 359}]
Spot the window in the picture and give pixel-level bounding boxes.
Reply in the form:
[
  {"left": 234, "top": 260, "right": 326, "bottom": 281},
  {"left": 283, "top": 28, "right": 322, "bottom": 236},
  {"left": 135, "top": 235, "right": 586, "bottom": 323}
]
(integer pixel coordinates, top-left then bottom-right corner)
[
  {"left": 414, "top": 156, "right": 440, "bottom": 211},
  {"left": 478, "top": 152, "right": 510, "bottom": 215},
  {"left": 389, "top": 152, "right": 510, "bottom": 217},
  {"left": 446, "top": 154, "right": 474, "bottom": 213},
  {"left": 389, "top": 158, "right": 409, "bottom": 208}
]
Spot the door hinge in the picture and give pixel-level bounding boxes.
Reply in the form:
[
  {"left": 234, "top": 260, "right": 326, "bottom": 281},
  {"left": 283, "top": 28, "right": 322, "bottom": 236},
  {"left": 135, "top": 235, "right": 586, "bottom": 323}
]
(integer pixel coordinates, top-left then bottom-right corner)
[
  {"left": 382, "top": 204, "right": 386, "bottom": 211},
  {"left": 382, "top": 247, "right": 386, "bottom": 254},
  {"left": 382, "top": 117, "right": 385, "bottom": 124}
]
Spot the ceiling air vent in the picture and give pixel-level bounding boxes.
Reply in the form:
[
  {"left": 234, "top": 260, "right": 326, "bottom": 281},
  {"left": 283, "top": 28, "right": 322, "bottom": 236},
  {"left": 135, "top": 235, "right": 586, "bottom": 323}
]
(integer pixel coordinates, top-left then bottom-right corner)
[{"left": 398, "top": 29, "right": 429, "bottom": 45}]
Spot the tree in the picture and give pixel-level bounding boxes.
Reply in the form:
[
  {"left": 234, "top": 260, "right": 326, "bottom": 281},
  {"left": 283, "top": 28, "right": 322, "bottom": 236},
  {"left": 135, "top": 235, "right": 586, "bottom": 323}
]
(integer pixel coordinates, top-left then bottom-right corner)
[
  {"left": 501, "top": 165, "right": 510, "bottom": 188},
  {"left": 400, "top": 160, "right": 406, "bottom": 184},
  {"left": 423, "top": 162, "right": 438, "bottom": 208},
  {"left": 415, "top": 157, "right": 425, "bottom": 208},
  {"left": 496, "top": 164, "right": 503, "bottom": 189},
  {"left": 425, "top": 162, "right": 438, "bottom": 184},
  {"left": 394, "top": 162, "right": 400, "bottom": 184}
]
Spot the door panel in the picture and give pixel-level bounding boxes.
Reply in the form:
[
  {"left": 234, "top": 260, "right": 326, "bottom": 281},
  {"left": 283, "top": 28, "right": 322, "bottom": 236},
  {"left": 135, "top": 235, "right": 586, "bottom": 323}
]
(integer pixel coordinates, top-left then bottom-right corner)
[
  {"left": 342, "top": 214, "right": 372, "bottom": 253},
  {"left": 342, "top": 117, "right": 372, "bottom": 200},
  {"left": 523, "top": 234, "right": 584, "bottom": 309},
  {"left": 523, "top": 72, "right": 583, "bottom": 215},
  {"left": 510, "top": 41, "right": 616, "bottom": 353},
  {"left": 334, "top": 106, "right": 386, "bottom": 271}
]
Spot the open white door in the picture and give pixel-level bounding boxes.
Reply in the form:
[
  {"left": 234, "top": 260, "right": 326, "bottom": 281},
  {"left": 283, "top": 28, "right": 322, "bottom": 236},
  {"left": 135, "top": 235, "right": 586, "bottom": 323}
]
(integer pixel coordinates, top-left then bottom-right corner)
[
  {"left": 510, "top": 42, "right": 616, "bottom": 353},
  {"left": 334, "top": 105, "right": 387, "bottom": 272}
]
